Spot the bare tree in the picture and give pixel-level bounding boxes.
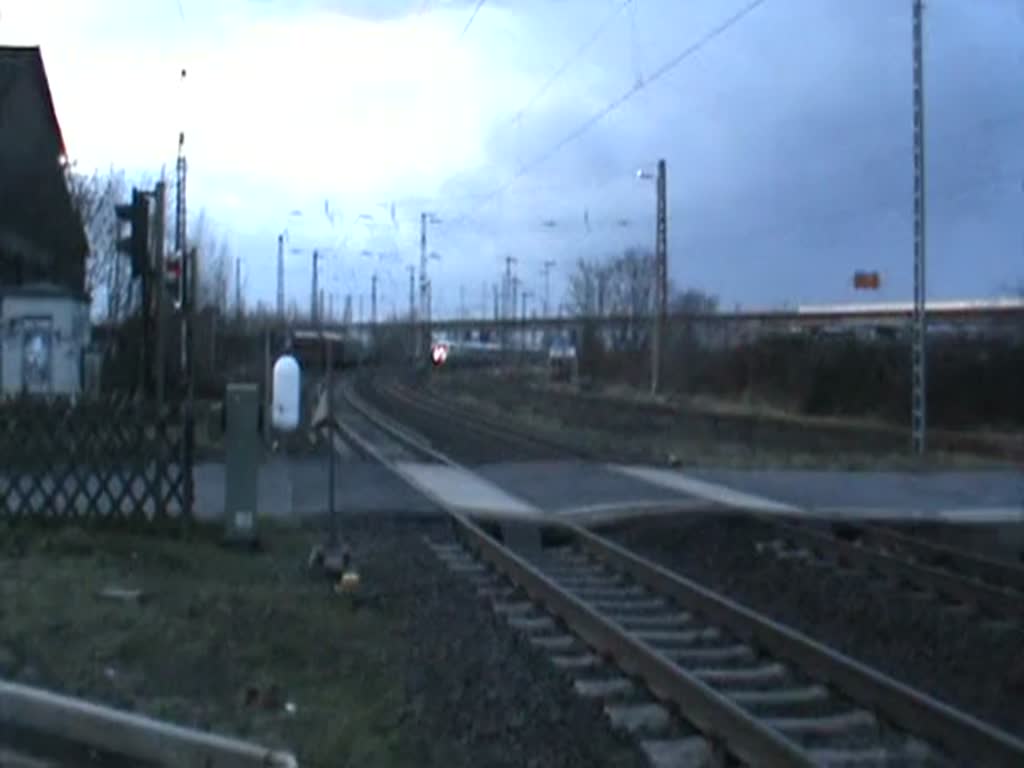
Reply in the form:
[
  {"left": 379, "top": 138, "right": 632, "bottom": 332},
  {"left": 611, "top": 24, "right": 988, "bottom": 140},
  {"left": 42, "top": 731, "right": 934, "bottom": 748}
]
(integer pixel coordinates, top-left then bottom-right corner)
[
  {"left": 671, "top": 288, "right": 719, "bottom": 314},
  {"left": 605, "top": 247, "right": 656, "bottom": 318},
  {"left": 66, "top": 165, "right": 131, "bottom": 321},
  {"left": 566, "top": 257, "right": 602, "bottom": 316},
  {"left": 565, "top": 248, "right": 659, "bottom": 318},
  {"left": 190, "top": 209, "right": 231, "bottom": 314}
]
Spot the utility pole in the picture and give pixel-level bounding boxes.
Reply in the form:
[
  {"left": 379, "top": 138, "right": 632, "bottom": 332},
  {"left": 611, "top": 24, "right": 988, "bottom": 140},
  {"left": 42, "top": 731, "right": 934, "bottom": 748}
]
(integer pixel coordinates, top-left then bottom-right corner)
[
  {"left": 174, "top": 132, "right": 187, "bottom": 271},
  {"left": 174, "top": 130, "right": 188, "bottom": 382},
  {"left": 371, "top": 273, "right": 378, "bottom": 324},
  {"left": 542, "top": 259, "right": 556, "bottom": 317},
  {"left": 503, "top": 256, "right": 516, "bottom": 319},
  {"left": 911, "top": 0, "right": 928, "bottom": 455},
  {"left": 359, "top": 294, "right": 364, "bottom": 324},
  {"left": 153, "top": 180, "right": 167, "bottom": 408},
  {"left": 512, "top": 276, "right": 520, "bottom": 326},
  {"left": 183, "top": 245, "right": 195, "bottom": 517},
  {"left": 426, "top": 281, "right": 433, "bottom": 336},
  {"left": 419, "top": 212, "right": 440, "bottom": 353},
  {"left": 311, "top": 250, "right": 320, "bottom": 324},
  {"left": 407, "top": 265, "right": 416, "bottom": 321},
  {"left": 521, "top": 290, "right": 531, "bottom": 355},
  {"left": 493, "top": 283, "right": 499, "bottom": 321},
  {"left": 174, "top": 66, "right": 189, "bottom": 398},
  {"left": 407, "top": 264, "right": 416, "bottom": 361},
  {"left": 420, "top": 213, "right": 428, "bottom": 322},
  {"left": 235, "top": 256, "right": 242, "bottom": 321},
  {"left": 276, "top": 233, "right": 285, "bottom": 321},
  {"left": 651, "top": 157, "right": 668, "bottom": 396}
]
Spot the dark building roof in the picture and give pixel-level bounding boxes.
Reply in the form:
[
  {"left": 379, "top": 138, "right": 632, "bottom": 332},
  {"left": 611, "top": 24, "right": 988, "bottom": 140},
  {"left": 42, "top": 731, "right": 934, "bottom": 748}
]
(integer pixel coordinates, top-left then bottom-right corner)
[{"left": 0, "top": 46, "right": 88, "bottom": 293}]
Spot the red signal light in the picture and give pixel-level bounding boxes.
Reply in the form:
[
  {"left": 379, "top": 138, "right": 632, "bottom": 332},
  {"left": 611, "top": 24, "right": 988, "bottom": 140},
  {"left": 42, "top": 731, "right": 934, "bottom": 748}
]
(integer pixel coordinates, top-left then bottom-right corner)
[{"left": 430, "top": 343, "right": 449, "bottom": 366}]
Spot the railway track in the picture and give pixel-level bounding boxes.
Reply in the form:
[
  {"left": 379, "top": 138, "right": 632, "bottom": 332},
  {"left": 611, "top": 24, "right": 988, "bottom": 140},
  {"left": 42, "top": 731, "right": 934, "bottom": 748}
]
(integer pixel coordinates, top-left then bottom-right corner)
[
  {"left": 372, "top": 376, "right": 1024, "bottom": 625},
  {"left": 337, "top": 379, "right": 1024, "bottom": 767},
  {"left": 368, "top": 377, "right": 593, "bottom": 462},
  {"left": 757, "top": 519, "right": 1024, "bottom": 625}
]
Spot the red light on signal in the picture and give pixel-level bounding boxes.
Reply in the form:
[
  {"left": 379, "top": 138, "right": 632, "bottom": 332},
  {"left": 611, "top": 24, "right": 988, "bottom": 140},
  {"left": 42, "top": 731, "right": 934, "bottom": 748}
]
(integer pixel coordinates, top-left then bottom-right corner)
[{"left": 430, "top": 343, "right": 449, "bottom": 366}]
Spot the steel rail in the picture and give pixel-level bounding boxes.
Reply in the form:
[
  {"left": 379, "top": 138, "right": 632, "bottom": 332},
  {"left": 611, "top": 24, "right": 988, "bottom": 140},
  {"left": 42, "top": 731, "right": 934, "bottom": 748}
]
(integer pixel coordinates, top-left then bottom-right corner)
[
  {"left": 858, "top": 524, "right": 1024, "bottom": 594},
  {"left": 383, "top": 380, "right": 592, "bottom": 458},
  {"left": 451, "top": 512, "right": 816, "bottom": 767},
  {"left": 768, "top": 518, "right": 1023, "bottom": 619},
  {"left": 576, "top": 525, "right": 1024, "bottom": 767}
]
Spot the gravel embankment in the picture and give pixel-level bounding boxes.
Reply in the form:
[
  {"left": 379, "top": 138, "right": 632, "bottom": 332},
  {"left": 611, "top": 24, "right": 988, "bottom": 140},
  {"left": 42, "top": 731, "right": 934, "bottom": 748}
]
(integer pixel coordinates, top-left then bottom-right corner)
[
  {"left": 1, "top": 514, "right": 646, "bottom": 768},
  {"left": 606, "top": 513, "right": 1024, "bottom": 738}
]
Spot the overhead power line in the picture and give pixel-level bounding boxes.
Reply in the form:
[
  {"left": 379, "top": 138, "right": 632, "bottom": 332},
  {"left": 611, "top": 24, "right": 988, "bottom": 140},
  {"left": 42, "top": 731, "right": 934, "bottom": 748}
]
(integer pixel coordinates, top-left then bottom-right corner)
[
  {"left": 509, "top": 0, "right": 633, "bottom": 126},
  {"left": 458, "top": 0, "right": 487, "bottom": 41},
  {"left": 478, "top": 0, "right": 771, "bottom": 208}
]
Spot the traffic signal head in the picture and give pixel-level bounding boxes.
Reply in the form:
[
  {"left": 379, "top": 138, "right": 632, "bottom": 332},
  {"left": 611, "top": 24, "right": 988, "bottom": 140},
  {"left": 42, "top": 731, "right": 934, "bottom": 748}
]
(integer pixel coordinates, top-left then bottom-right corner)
[
  {"left": 115, "top": 188, "right": 150, "bottom": 277},
  {"left": 165, "top": 253, "right": 183, "bottom": 309}
]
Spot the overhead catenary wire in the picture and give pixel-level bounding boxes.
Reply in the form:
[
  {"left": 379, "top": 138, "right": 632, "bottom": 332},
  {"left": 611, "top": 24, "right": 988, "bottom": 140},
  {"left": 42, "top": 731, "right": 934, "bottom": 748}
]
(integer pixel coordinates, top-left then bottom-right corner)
[
  {"left": 457, "top": 0, "right": 487, "bottom": 41},
  {"left": 475, "top": 0, "right": 771, "bottom": 209},
  {"left": 508, "top": 0, "right": 634, "bottom": 127}
]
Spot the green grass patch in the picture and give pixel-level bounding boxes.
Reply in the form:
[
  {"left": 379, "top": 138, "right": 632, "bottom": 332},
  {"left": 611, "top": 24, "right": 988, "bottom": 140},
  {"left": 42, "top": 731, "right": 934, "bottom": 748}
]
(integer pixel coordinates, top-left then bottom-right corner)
[{"left": 0, "top": 522, "right": 415, "bottom": 767}]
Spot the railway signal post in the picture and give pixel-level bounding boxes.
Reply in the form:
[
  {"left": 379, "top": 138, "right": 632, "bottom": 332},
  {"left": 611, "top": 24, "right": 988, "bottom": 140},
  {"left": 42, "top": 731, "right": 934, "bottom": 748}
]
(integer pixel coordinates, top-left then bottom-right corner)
[
  {"left": 641, "top": 159, "right": 668, "bottom": 396},
  {"left": 911, "top": 0, "right": 928, "bottom": 455}
]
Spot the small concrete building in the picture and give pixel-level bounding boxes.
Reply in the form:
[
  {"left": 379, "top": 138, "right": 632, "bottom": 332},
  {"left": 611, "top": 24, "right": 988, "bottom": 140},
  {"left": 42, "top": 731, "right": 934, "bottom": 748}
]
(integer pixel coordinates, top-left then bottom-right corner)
[
  {"left": 0, "top": 46, "right": 90, "bottom": 397},
  {"left": 1, "top": 282, "right": 90, "bottom": 396}
]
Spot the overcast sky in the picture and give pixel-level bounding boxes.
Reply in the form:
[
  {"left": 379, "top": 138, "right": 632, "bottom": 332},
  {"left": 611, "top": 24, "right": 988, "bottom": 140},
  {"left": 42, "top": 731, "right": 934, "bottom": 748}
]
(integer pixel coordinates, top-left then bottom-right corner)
[{"left": 3, "top": 0, "right": 1023, "bottom": 317}]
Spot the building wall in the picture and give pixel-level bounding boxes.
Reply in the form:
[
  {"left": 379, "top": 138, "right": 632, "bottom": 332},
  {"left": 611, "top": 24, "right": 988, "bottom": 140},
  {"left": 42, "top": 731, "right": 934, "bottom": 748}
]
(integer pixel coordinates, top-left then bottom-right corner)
[
  {"left": 1, "top": 294, "right": 90, "bottom": 397},
  {"left": 0, "top": 48, "right": 88, "bottom": 294}
]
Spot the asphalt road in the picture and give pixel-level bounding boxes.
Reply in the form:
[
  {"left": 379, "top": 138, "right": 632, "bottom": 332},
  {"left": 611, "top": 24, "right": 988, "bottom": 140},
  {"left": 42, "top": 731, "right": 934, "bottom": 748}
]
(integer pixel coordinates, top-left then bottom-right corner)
[{"left": 190, "top": 454, "right": 1024, "bottom": 522}]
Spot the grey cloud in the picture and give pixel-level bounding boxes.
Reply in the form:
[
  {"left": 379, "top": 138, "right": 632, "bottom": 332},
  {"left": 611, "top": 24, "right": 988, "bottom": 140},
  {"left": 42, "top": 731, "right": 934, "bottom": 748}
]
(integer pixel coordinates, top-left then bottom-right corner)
[
  {"left": 247, "top": 0, "right": 502, "bottom": 23},
  {"left": 229, "top": 0, "right": 1023, "bottom": 313},
  {"left": 423, "top": 0, "right": 1024, "bottom": 310}
]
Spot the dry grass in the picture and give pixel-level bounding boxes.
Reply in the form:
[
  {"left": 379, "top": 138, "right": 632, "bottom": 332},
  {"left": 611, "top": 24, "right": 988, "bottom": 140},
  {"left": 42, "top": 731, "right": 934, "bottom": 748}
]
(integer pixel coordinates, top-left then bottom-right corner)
[{"left": 431, "top": 371, "right": 1012, "bottom": 470}]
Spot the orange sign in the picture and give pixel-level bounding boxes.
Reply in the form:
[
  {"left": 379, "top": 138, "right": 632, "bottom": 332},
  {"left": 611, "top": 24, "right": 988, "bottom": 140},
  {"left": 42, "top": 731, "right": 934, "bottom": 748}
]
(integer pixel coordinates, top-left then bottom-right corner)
[{"left": 853, "top": 271, "right": 881, "bottom": 290}]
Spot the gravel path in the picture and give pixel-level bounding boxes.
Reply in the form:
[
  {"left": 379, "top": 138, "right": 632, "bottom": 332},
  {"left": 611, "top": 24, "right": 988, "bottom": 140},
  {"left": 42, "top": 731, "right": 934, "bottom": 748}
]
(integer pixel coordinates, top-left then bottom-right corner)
[{"left": 606, "top": 513, "right": 1024, "bottom": 739}]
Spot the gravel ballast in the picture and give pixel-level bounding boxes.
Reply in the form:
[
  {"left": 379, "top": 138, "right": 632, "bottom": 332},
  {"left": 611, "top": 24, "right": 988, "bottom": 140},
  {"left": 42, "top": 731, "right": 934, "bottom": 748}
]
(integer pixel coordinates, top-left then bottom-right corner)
[
  {"left": 606, "top": 513, "right": 1024, "bottom": 738},
  {"left": 397, "top": 519, "right": 648, "bottom": 768}
]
